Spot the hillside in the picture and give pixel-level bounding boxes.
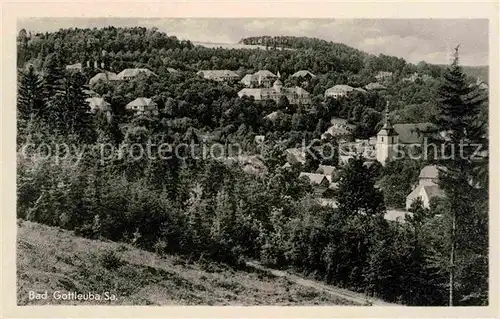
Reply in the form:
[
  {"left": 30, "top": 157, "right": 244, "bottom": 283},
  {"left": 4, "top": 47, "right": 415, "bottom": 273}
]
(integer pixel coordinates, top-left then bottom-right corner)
[
  {"left": 17, "top": 220, "right": 355, "bottom": 306},
  {"left": 462, "top": 65, "right": 489, "bottom": 83}
]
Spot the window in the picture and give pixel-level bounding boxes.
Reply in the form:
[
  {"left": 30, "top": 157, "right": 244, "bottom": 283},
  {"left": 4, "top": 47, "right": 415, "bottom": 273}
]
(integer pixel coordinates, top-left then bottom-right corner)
[{"left": 381, "top": 137, "right": 384, "bottom": 142}]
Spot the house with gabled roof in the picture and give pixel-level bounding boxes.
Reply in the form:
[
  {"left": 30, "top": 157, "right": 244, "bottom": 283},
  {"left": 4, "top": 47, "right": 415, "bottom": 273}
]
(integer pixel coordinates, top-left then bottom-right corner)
[
  {"left": 241, "top": 70, "right": 278, "bottom": 88},
  {"left": 89, "top": 71, "right": 118, "bottom": 86},
  {"left": 116, "top": 68, "right": 156, "bottom": 80},
  {"left": 197, "top": 70, "right": 240, "bottom": 83},
  {"left": 299, "top": 172, "right": 329, "bottom": 186},
  {"left": 406, "top": 184, "right": 445, "bottom": 210},
  {"left": 126, "top": 98, "right": 158, "bottom": 115},
  {"left": 405, "top": 165, "right": 445, "bottom": 210},
  {"left": 291, "top": 70, "right": 316, "bottom": 79},
  {"left": 264, "top": 110, "right": 283, "bottom": 121},
  {"left": 325, "top": 85, "right": 354, "bottom": 99},
  {"left": 285, "top": 147, "right": 306, "bottom": 165},
  {"left": 316, "top": 165, "right": 337, "bottom": 177},
  {"left": 321, "top": 118, "right": 356, "bottom": 140},
  {"left": 86, "top": 97, "right": 110, "bottom": 113}
]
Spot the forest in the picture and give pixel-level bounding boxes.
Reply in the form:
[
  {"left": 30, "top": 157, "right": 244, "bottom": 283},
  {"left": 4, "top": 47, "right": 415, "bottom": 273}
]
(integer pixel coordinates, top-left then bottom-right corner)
[{"left": 16, "top": 27, "right": 488, "bottom": 306}]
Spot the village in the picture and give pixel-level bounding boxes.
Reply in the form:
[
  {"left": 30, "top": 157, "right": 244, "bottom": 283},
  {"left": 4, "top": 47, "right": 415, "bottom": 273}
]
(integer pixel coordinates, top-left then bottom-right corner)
[
  {"left": 15, "top": 19, "right": 490, "bottom": 307},
  {"left": 57, "top": 59, "right": 487, "bottom": 224}
]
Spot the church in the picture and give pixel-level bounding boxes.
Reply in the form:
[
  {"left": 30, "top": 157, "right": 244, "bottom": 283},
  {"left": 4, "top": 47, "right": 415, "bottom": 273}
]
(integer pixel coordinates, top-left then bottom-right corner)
[
  {"left": 375, "top": 104, "right": 435, "bottom": 166},
  {"left": 375, "top": 106, "right": 399, "bottom": 165}
]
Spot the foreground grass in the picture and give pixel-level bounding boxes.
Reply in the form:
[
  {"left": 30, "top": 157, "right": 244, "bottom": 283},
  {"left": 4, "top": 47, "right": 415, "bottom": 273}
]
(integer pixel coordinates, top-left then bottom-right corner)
[{"left": 17, "top": 220, "right": 354, "bottom": 305}]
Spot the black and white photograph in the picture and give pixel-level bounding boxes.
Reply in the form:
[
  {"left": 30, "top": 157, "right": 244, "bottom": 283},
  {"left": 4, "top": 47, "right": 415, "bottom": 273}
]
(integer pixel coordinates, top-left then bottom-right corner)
[{"left": 5, "top": 6, "right": 496, "bottom": 313}]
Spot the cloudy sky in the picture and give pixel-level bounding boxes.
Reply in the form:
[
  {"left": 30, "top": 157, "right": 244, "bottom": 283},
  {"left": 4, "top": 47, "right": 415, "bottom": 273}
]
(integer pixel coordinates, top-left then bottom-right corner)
[{"left": 18, "top": 18, "right": 488, "bottom": 66}]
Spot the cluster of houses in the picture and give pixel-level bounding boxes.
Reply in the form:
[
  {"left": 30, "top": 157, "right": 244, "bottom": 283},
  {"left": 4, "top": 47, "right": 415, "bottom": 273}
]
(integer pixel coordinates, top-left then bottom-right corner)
[
  {"left": 60, "top": 61, "right": 484, "bottom": 224},
  {"left": 76, "top": 62, "right": 422, "bottom": 114},
  {"left": 248, "top": 106, "right": 446, "bottom": 222},
  {"left": 75, "top": 67, "right": 164, "bottom": 116}
]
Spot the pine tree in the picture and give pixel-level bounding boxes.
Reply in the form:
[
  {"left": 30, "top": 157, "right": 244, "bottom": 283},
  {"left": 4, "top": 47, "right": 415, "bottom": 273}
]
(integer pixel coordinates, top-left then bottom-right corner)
[
  {"left": 432, "top": 46, "right": 488, "bottom": 306},
  {"left": 42, "top": 53, "right": 65, "bottom": 101},
  {"left": 41, "top": 53, "right": 66, "bottom": 132},
  {"left": 337, "top": 156, "right": 385, "bottom": 217},
  {"left": 62, "top": 72, "right": 95, "bottom": 142}
]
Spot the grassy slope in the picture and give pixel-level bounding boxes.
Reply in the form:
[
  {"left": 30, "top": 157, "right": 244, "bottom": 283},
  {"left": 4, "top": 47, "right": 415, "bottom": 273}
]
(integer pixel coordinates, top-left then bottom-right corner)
[{"left": 17, "top": 221, "right": 354, "bottom": 305}]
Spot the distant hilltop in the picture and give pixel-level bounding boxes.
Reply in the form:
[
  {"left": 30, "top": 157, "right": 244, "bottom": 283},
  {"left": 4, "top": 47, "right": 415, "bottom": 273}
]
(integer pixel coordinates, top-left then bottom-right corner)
[
  {"left": 194, "top": 41, "right": 295, "bottom": 51},
  {"left": 239, "top": 36, "right": 364, "bottom": 54},
  {"left": 461, "top": 65, "right": 489, "bottom": 84}
]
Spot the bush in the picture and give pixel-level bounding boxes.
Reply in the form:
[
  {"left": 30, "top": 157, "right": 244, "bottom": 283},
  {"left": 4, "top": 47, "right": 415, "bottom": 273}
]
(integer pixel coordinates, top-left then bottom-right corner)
[{"left": 100, "top": 250, "right": 124, "bottom": 270}]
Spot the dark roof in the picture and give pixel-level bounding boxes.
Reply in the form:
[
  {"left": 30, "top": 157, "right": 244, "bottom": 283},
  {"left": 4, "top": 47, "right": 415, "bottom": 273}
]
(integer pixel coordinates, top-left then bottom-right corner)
[
  {"left": 317, "top": 165, "right": 336, "bottom": 175},
  {"left": 378, "top": 123, "right": 398, "bottom": 136},
  {"left": 419, "top": 165, "right": 440, "bottom": 179},
  {"left": 393, "top": 122, "right": 435, "bottom": 144}
]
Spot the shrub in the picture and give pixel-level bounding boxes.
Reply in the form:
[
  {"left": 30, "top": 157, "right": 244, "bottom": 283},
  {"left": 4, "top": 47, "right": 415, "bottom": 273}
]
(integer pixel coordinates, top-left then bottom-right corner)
[{"left": 100, "top": 250, "right": 124, "bottom": 270}]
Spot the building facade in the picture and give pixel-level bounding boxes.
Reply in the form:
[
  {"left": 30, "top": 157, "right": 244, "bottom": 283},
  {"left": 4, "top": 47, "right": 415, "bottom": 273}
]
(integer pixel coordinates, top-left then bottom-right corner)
[
  {"left": 116, "top": 68, "right": 156, "bottom": 80},
  {"left": 238, "top": 79, "right": 311, "bottom": 105},
  {"left": 241, "top": 70, "right": 278, "bottom": 88},
  {"left": 325, "top": 85, "right": 354, "bottom": 99},
  {"left": 197, "top": 70, "right": 240, "bottom": 83},
  {"left": 126, "top": 98, "right": 158, "bottom": 115}
]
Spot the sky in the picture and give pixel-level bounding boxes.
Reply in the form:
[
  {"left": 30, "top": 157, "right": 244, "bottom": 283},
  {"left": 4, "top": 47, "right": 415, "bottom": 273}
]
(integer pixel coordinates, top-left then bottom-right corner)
[{"left": 18, "top": 18, "right": 489, "bottom": 66}]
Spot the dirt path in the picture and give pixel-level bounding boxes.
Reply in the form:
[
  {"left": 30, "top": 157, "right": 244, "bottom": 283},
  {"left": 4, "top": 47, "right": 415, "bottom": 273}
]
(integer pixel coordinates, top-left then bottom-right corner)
[{"left": 245, "top": 260, "right": 399, "bottom": 306}]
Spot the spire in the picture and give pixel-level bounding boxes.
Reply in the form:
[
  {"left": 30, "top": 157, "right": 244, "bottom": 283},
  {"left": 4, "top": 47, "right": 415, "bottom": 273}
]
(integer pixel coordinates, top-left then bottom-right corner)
[
  {"left": 383, "top": 101, "right": 392, "bottom": 128},
  {"left": 277, "top": 71, "right": 281, "bottom": 78}
]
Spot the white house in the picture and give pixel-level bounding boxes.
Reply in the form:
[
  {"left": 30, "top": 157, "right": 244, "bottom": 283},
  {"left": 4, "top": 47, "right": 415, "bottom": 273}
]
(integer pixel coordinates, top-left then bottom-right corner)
[
  {"left": 197, "top": 70, "right": 240, "bottom": 82},
  {"left": 365, "top": 82, "right": 387, "bottom": 91},
  {"left": 126, "top": 98, "right": 158, "bottom": 115},
  {"left": 66, "top": 63, "right": 82, "bottom": 72},
  {"left": 321, "top": 118, "right": 355, "bottom": 140},
  {"left": 254, "top": 135, "right": 265, "bottom": 144},
  {"left": 241, "top": 70, "right": 277, "bottom": 87},
  {"left": 238, "top": 79, "right": 311, "bottom": 105},
  {"left": 86, "top": 97, "right": 110, "bottom": 113},
  {"left": 405, "top": 165, "right": 445, "bottom": 210},
  {"left": 116, "top": 68, "right": 156, "bottom": 80},
  {"left": 299, "top": 172, "right": 329, "bottom": 186},
  {"left": 291, "top": 70, "right": 316, "bottom": 79},
  {"left": 325, "top": 85, "right": 354, "bottom": 99}
]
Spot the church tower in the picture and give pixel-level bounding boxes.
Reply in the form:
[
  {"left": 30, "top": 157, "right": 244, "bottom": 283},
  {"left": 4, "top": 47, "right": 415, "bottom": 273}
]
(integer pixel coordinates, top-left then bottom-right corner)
[
  {"left": 376, "top": 102, "right": 399, "bottom": 166},
  {"left": 273, "top": 78, "right": 283, "bottom": 93}
]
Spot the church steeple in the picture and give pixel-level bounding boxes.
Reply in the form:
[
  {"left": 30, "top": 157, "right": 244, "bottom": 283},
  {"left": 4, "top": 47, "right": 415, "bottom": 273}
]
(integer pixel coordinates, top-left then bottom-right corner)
[
  {"left": 380, "top": 101, "right": 396, "bottom": 134},
  {"left": 376, "top": 100, "right": 399, "bottom": 166}
]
